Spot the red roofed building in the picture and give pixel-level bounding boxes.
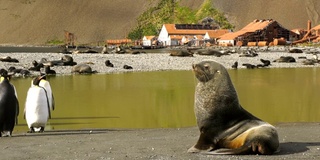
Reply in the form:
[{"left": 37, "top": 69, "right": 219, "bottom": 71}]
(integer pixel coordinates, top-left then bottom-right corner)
[
  {"left": 218, "top": 19, "right": 298, "bottom": 46},
  {"left": 158, "top": 24, "right": 230, "bottom": 46}
]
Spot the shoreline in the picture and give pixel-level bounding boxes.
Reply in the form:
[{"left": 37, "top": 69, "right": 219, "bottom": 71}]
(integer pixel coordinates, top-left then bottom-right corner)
[{"left": 0, "top": 49, "right": 319, "bottom": 78}]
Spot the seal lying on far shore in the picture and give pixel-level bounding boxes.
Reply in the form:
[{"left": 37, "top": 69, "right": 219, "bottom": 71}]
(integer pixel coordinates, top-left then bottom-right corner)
[
  {"left": 189, "top": 60, "right": 279, "bottom": 155},
  {"left": 71, "top": 63, "right": 97, "bottom": 74}
]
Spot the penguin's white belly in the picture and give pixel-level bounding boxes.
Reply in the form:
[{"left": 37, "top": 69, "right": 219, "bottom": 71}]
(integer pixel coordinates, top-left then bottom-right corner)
[
  {"left": 25, "top": 87, "right": 49, "bottom": 128},
  {"left": 39, "top": 80, "right": 54, "bottom": 110}
]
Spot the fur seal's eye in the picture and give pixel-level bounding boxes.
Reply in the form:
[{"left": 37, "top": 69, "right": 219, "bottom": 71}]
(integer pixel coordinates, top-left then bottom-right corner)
[{"left": 204, "top": 64, "right": 210, "bottom": 70}]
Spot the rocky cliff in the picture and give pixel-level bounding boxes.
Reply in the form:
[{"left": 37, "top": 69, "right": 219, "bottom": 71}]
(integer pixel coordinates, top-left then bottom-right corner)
[{"left": 0, "top": 0, "right": 319, "bottom": 45}]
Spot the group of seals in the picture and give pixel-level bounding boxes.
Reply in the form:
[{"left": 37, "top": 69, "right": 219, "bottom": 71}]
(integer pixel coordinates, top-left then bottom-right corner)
[{"left": 189, "top": 60, "right": 279, "bottom": 155}]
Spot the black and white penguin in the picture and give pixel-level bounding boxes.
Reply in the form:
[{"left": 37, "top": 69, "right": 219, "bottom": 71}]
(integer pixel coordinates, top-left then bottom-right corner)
[
  {"left": 0, "top": 71, "right": 19, "bottom": 137},
  {"left": 25, "top": 75, "right": 53, "bottom": 132},
  {"left": 32, "top": 74, "right": 55, "bottom": 111}
]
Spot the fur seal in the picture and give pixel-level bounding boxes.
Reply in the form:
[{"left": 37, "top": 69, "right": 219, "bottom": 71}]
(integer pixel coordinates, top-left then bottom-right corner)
[
  {"left": 260, "top": 59, "right": 271, "bottom": 67},
  {"left": 0, "top": 56, "right": 19, "bottom": 63},
  {"left": 242, "top": 63, "right": 256, "bottom": 69},
  {"left": 8, "top": 67, "right": 31, "bottom": 77},
  {"left": 169, "top": 50, "right": 193, "bottom": 57},
  {"left": 273, "top": 56, "right": 296, "bottom": 63},
  {"left": 105, "top": 60, "right": 114, "bottom": 67},
  {"left": 195, "top": 49, "right": 225, "bottom": 57},
  {"left": 71, "top": 63, "right": 97, "bottom": 74},
  {"left": 44, "top": 66, "right": 56, "bottom": 75},
  {"left": 62, "top": 55, "right": 77, "bottom": 66},
  {"left": 0, "top": 71, "right": 19, "bottom": 136},
  {"left": 188, "top": 60, "right": 279, "bottom": 155},
  {"left": 123, "top": 65, "right": 133, "bottom": 69},
  {"left": 28, "top": 60, "right": 44, "bottom": 71},
  {"left": 288, "top": 48, "right": 303, "bottom": 53}
]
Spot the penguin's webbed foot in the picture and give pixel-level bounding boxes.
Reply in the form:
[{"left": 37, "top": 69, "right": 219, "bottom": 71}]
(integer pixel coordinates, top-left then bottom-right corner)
[{"left": 27, "top": 127, "right": 35, "bottom": 133}]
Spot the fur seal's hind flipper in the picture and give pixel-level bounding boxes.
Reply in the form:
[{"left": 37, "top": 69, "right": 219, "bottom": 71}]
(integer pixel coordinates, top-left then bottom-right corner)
[{"left": 203, "top": 145, "right": 252, "bottom": 155}]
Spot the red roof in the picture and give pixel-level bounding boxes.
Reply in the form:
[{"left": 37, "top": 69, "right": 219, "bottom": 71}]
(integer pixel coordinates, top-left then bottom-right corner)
[
  {"left": 106, "top": 39, "right": 132, "bottom": 44},
  {"left": 219, "top": 19, "right": 275, "bottom": 40},
  {"left": 164, "top": 24, "right": 229, "bottom": 38}
]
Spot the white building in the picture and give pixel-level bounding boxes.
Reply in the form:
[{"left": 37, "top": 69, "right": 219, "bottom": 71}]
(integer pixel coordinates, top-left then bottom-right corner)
[
  {"left": 142, "top": 36, "right": 157, "bottom": 46},
  {"left": 158, "top": 24, "right": 229, "bottom": 46}
]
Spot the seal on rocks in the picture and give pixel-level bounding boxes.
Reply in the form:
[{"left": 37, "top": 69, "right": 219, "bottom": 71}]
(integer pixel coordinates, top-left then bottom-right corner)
[
  {"left": 0, "top": 56, "right": 19, "bottom": 63},
  {"left": 169, "top": 49, "right": 193, "bottom": 57},
  {"left": 188, "top": 60, "right": 279, "bottom": 155},
  {"left": 273, "top": 56, "right": 296, "bottom": 63},
  {"left": 71, "top": 63, "right": 97, "bottom": 74},
  {"left": 105, "top": 60, "right": 114, "bottom": 67},
  {"left": 123, "top": 65, "right": 133, "bottom": 70}
]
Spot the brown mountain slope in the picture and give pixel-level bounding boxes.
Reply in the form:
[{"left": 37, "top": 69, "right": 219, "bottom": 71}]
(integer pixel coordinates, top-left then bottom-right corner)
[
  {"left": 0, "top": 0, "right": 320, "bottom": 45},
  {"left": 212, "top": 0, "right": 320, "bottom": 30},
  {"left": 182, "top": 0, "right": 320, "bottom": 30},
  {"left": 0, "top": 0, "right": 157, "bottom": 45}
]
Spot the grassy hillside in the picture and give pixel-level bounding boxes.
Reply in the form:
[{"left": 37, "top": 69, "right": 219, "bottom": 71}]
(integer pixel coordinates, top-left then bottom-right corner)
[
  {"left": 127, "top": 0, "right": 234, "bottom": 40},
  {"left": 0, "top": 0, "right": 319, "bottom": 45}
]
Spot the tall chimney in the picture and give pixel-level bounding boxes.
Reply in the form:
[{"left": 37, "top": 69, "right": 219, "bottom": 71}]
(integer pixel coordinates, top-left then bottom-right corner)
[{"left": 307, "top": 20, "right": 311, "bottom": 32}]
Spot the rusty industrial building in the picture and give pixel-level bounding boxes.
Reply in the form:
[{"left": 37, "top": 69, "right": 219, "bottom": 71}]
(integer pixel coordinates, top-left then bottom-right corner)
[{"left": 218, "top": 19, "right": 298, "bottom": 46}]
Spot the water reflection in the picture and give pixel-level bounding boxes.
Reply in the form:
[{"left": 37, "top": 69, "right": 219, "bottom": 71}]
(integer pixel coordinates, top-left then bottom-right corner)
[{"left": 10, "top": 67, "right": 320, "bottom": 133}]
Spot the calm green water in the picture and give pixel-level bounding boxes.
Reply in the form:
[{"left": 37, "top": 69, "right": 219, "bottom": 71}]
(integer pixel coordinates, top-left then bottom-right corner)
[{"left": 10, "top": 67, "right": 320, "bottom": 133}]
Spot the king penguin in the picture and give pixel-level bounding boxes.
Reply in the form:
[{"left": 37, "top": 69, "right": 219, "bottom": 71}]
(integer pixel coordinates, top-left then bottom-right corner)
[
  {"left": 31, "top": 74, "right": 55, "bottom": 111},
  {"left": 0, "top": 70, "right": 19, "bottom": 137},
  {"left": 25, "top": 75, "right": 53, "bottom": 132}
]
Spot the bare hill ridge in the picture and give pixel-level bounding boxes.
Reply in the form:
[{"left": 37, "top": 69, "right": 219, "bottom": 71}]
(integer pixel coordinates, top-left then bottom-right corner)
[{"left": 0, "top": 0, "right": 319, "bottom": 45}]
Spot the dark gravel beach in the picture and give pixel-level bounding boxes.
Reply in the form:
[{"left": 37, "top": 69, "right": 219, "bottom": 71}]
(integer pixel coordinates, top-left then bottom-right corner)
[{"left": 0, "top": 123, "right": 319, "bottom": 160}]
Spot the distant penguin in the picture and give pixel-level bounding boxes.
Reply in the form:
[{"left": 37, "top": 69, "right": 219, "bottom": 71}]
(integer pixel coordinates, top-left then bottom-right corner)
[
  {"left": 25, "top": 75, "right": 52, "bottom": 132},
  {"left": 0, "top": 71, "right": 19, "bottom": 137}
]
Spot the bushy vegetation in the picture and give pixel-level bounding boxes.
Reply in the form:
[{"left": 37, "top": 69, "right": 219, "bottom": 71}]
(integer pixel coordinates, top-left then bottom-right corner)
[
  {"left": 127, "top": 0, "right": 234, "bottom": 40},
  {"left": 46, "top": 38, "right": 64, "bottom": 45}
]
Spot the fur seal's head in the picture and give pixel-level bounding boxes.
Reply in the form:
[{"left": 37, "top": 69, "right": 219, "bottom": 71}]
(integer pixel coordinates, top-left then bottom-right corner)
[{"left": 192, "top": 61, "right": 228, "bottom": 83}]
